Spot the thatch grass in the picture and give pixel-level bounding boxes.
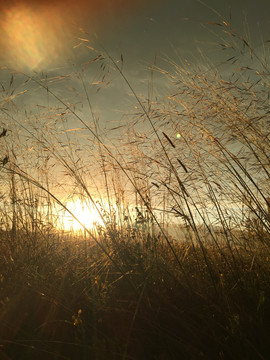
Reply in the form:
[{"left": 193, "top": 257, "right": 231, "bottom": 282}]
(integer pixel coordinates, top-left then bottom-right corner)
[{"left": 1, "top": 13, "right": 270, "bottom": 360}]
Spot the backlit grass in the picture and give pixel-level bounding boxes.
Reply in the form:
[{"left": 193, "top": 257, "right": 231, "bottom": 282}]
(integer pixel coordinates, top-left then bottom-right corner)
[{"left": 1, "top": 13, "right": 270, "bottom": 360}]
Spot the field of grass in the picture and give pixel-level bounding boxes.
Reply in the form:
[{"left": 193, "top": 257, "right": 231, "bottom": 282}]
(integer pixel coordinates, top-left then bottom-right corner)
[{"left": 1, "top": 16, "right": 270, "bottom": 360}]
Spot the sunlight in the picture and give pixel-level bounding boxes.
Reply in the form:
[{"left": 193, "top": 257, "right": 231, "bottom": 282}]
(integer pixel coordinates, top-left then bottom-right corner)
[
  {"left": 58, "top": 198, "right": 104, "bottom": 232},
  {"left": 2, "top": 4, "right": 68, "bottom": 70}
]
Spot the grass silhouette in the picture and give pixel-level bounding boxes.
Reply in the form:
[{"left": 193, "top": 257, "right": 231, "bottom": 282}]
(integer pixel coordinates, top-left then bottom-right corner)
[{"left": 0, "top": 13, "right": 270, "bottom": 360}]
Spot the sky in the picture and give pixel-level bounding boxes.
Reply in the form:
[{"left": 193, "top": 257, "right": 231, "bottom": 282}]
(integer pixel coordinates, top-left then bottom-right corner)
[
  {"left": 1, "top": 0, "right": 270, "bottom": 130},
  {"left": 1, "top": 0, "right": 270, "bottom": 71}
]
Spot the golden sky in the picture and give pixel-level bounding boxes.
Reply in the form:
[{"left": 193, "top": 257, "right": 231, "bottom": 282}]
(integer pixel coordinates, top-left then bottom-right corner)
[{"left": 0, "top": 0, "right": 151, "bottom": 71}]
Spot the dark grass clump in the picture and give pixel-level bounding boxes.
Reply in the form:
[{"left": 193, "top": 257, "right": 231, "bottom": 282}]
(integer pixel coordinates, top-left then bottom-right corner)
[{"left": 1, "top": 231, "right": 270, "bottom": 360}]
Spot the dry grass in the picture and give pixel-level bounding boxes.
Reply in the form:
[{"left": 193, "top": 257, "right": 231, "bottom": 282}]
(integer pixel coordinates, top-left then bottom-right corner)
[{"left": 0, "top": 13, "right": 270, "bottom": 360}]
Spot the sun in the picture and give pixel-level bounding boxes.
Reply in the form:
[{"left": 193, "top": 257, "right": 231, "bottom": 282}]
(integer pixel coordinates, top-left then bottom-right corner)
[{"left": 58, "top": 198, "right": 104, "bottom": 232}]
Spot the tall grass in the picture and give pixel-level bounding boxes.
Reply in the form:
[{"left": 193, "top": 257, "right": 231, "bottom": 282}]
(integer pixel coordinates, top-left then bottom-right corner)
[{"left": 0, "top": 15, "right": 270, "bottom": 360}]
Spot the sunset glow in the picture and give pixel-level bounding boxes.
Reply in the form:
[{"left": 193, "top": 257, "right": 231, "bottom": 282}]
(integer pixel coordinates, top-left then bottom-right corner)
[
  {"left": 59, "top": 198, "right": 104, "bottom": 232},
  {"left": 1, "top": 4, "right": 69, "bottom": 70},
  {"left": 0, "top": 0, "right": 151, "bottom": 71}
]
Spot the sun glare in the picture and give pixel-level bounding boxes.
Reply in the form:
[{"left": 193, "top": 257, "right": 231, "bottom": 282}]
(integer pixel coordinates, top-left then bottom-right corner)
[
  {"left": 58, "top": 198, "right": 104, "bottom": 232},
  {"left": 0, "top": 1, "right": 154, "bottom": 71},
  {"left": 2, "top": 5, "right": 69, "bottom": 70}
]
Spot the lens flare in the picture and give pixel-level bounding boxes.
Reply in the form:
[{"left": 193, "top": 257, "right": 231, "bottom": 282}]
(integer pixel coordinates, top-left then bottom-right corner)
[
  {"left": 0, "top": 0, "right": 155, "bottom": 71},
  {"left": 1, "top": 4, "right": 69, "bottom": 70}
]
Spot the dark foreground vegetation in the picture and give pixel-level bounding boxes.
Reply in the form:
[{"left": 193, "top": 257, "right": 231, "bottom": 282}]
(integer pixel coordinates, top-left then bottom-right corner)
[
  {"left": 1, "top": 11, "right": 270, "bottom": 360},
  {"left": 1, "top": 228, "right": 270, "bottom": 360}
]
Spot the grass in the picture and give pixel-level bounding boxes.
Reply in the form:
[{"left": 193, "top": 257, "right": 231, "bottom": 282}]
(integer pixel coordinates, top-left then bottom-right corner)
[
  {"left": 1, "top": 13, "right": 270, "bottom": 360},
  {"left": 1, "top": 230, "right": 269, "bottom": 359}
]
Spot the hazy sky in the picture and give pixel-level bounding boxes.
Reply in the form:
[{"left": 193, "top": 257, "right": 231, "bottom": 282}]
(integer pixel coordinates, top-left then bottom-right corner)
[
  {"left": 0, "top": 0, "right": 269, "bottom": 71},
  {"left": 1, "top": 0, "right": 270, "bottom": 130}
]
